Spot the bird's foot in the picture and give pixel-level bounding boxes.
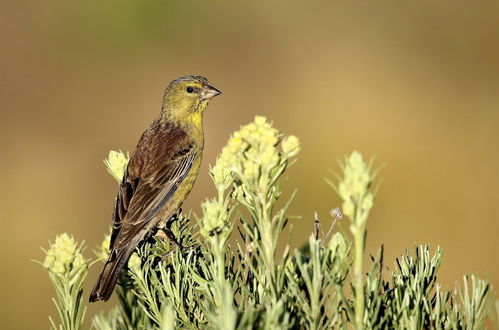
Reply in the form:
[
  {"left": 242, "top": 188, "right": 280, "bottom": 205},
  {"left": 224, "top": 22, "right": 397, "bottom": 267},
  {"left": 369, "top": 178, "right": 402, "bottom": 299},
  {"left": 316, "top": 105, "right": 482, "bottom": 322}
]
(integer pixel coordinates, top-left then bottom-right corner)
[{"left": 155, "top": 227, "right": 186, "bottom": 251}]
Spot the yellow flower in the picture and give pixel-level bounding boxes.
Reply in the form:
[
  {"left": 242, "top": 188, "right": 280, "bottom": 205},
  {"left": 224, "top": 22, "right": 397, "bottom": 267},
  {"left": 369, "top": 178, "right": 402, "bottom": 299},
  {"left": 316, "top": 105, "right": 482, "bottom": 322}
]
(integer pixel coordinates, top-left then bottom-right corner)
[
  {"left": 227, "top": 135, "right": 246, "bottom": 153},
  {"left": 216, "top": 116, "right": 300, "bottom": 199},
  {"left": 43, "top": 233, "right": 87, "bottom": 276}
]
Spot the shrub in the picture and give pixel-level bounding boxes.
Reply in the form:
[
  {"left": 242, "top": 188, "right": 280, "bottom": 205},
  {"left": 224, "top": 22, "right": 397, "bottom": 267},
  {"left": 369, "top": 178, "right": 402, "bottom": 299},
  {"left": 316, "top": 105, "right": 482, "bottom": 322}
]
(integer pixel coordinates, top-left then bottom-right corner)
[{"left": 39, "top": 117, "right": 495, "bottom": 329}]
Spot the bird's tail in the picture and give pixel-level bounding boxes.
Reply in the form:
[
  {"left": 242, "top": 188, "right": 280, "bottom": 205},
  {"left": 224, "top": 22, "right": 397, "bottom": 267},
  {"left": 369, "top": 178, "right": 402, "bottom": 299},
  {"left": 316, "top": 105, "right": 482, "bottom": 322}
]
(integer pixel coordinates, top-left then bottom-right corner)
[{"left": 89, "top": 245, "right": 136, "bottom": 303}]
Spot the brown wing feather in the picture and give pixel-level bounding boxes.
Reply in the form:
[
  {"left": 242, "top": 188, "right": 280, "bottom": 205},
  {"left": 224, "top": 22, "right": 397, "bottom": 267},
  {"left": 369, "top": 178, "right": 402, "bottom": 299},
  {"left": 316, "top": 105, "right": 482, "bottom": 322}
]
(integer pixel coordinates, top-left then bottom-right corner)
[
  {"left": 90, "top": 121, "right": 199, "bottom": 302},
  {"left": 109, "top": 121, "right": 197, "bottom": 252}
]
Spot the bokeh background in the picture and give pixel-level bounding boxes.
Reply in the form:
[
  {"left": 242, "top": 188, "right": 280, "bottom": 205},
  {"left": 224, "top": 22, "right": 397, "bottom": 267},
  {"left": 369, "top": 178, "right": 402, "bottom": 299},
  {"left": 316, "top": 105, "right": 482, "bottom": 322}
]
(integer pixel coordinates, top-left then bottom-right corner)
[{"left": 1, "top": 0, "right": 497, "bottom": 328}]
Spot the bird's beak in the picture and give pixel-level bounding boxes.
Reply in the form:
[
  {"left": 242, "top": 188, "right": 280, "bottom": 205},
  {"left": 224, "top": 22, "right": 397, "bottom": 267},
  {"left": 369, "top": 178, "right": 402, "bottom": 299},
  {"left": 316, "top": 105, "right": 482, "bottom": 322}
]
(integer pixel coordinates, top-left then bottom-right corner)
[{"left": 201, "top": 84, "right": 222, "bottom": 101}]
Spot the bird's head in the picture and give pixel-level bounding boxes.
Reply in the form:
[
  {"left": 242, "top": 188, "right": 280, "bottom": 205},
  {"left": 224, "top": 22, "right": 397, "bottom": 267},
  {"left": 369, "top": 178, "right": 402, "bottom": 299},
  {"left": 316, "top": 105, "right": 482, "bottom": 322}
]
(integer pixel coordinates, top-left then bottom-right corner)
[{"left": 161, "top": 75, "right": 221, "bottom": 128}]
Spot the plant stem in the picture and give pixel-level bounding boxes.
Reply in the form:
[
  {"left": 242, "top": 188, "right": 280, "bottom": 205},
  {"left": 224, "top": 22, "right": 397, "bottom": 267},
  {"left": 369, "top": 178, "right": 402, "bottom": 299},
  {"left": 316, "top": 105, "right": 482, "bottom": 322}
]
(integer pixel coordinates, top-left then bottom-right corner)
[
  {"left": 259, "top": 190, "right": 277, "bottom": 298},
  {"left": 353, "top": 221, "right": 365, "bottom": 330}
]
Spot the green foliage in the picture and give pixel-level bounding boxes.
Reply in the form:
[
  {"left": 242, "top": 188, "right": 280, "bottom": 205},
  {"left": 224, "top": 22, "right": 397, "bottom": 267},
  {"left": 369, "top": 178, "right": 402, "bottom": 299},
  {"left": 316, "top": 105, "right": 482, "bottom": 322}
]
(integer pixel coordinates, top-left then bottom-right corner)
[
  {"left": 36, "top": 234, "right": 90, "bottom": 330},
  {"left": 362, "top": 246, "right": 492, "bottom": 330},
  {"left": 39, "top": 117, "right": 495, "bottom": 329}
]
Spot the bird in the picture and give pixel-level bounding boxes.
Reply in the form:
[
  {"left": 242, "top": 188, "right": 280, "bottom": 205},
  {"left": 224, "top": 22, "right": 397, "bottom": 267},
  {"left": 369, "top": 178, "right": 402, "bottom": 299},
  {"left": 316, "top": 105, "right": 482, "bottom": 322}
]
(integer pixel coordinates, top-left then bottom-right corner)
[{"left": 89, "top": 75, "right": 221, "bottom": 302}]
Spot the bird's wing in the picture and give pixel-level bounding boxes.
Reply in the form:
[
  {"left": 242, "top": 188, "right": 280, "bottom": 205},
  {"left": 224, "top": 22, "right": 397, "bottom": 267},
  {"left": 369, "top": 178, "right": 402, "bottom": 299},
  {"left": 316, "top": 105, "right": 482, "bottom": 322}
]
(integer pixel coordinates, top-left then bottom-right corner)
[{"left": 109, "top": 124, "right": 197, "bottom": 253}]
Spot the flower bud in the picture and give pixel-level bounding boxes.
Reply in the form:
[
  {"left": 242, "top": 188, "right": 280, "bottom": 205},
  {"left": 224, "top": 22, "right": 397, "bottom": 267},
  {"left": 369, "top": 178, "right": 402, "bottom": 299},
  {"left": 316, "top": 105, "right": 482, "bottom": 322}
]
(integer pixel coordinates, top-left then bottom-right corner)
[
  {"left": 361, "top": 193, "right": 374, "bottom": 212},
  {"left": 200, "top": 199, "right": 228, "bottom": 236},
  {"left": 104, "top": 150, "right": 129, "bottom": 182},
  {"left": 210, "top": 161, "right": 233, "bottom": 191},
  {"left": 338, "top": 151, "right": 374, "bottom": 220},
  {"left": 281, "top": 135, "right": 300, "bottom": 157}
]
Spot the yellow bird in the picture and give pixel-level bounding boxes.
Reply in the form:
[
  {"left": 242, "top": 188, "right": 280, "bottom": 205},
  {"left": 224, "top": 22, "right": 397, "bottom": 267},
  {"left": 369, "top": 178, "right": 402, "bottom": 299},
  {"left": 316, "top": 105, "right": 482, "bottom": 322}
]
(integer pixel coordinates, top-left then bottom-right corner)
[{"left": 90, "top": 75, "right": 221, "bottom": 302}]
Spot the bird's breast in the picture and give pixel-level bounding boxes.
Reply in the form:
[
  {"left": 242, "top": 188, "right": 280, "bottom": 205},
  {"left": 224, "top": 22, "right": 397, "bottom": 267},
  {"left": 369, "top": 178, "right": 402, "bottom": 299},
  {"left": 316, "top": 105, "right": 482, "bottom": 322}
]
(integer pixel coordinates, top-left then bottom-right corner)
[{"left": 155, "top": 151, "right": 202, "bottom": 227}]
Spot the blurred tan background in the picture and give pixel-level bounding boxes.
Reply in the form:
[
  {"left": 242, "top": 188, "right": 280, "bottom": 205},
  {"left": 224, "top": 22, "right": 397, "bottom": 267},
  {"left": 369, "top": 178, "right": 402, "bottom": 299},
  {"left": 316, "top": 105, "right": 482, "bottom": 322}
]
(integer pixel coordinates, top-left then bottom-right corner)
[{"left": 1, "top": 0, "right": 497, "bottom": 328}]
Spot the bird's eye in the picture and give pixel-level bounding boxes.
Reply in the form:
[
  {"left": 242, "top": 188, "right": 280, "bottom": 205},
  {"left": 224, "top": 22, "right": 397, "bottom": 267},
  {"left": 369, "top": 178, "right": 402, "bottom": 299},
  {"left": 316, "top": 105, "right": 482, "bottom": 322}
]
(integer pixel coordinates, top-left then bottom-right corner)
[{"left": 186, "top": 86, "right": 194, "bottom": 93}]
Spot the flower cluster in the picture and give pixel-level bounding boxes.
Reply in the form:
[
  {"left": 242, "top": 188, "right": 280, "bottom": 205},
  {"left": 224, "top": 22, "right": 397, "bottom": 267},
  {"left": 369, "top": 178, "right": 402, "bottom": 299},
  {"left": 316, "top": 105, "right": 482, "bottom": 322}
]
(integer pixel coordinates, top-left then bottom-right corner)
[
  {"left": 338, "top": 151, "right": 374, "bottom": 221},
  {"left": 43, "top": 233, "right": 87, "bottom": 276},
  {"left": 218, "top": 116, "right": 300, "bottom": 192},
  {"left": 104, "top": 150, "right": 129, "bottom": 182},
  {"left": 199, "top": 199, "right": 230, "bottom": 237},
  {"left": 41, "top": 234, "right": 89, "bottom": 330}
]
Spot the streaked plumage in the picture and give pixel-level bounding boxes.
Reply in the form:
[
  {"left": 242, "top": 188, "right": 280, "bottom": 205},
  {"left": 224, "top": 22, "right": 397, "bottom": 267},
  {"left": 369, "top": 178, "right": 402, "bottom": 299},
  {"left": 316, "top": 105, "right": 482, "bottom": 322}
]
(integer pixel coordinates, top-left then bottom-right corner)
[{"left": 90, "top": 75, "right": 221, "bottom": 302}]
